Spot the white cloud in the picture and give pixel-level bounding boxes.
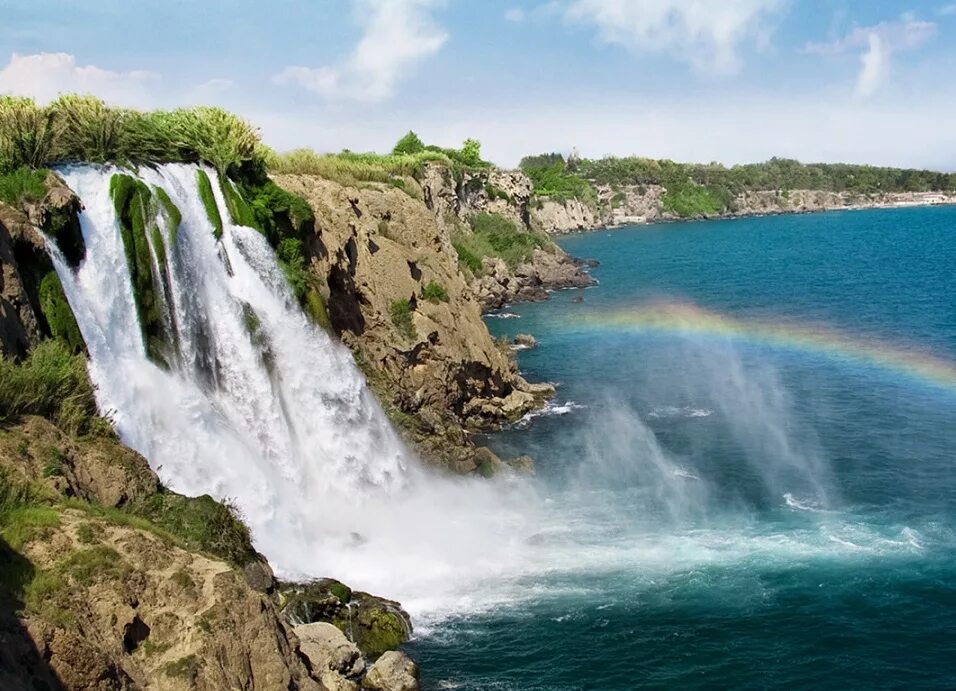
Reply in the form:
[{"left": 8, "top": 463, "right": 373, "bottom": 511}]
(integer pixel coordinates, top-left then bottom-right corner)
[
  {"left": 937, "top": 4, "right": 956, "bottom": 16},
  {"left": 505, "top": 8, "right": 526, "bottom": 22},
  {"left": 273, "top": 0, "right": 447, "bottom": 103},
  {"left": 805, "top": 13, "right": 936, "bottom": 97},
  {"left": 0, "top": 52, "right": 159, "bottom": 104},
  {"left": 564, "top": 0, "right": 786, "bottom": 74}
]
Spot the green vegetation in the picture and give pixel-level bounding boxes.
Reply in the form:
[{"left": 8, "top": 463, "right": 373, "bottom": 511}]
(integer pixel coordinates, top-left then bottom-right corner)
[
  {"left": 38, "top": 271, "right": 84, "bottom": 354},
  {"left": 392, "top": 130, "right": 425, "bottom": 155},
  {"left": 267, "top": 131, "right": 489, "bottom": 188},
  {"left": 577, "top": 156, "right": 956, "bottom": 195},
  {"left": 422, "top": 280, "right": 449, "bottom": 303},
  {"left": 518, "top": 152, "right": 956, "bottom": 218},
  {"left": 452, "top": 212, "right": 551, "bottom": 273},
  {"left": 0, "top": 95, "right": 261, "bottom": 176},
  {"left": 0, "top": 166, "right": 47, "bottom": 206},
  {"left": 519, "top": 153, "right": 596, "bottom": 205},
  {"left": 389, "top": 299, "right": 416, "bottom": 340},
  {"left": 195, "top": 169, "right": 223, "bottom": 239},
  {"left": 268, "top": 147, "right": 451, "bottom": 187},
  {"left": 153, "top": 185, "right": 182, "bottom": 246},
  {"left": 110, "top": 174, "right": 169, "bottom": 364},
  {"left": 0, "top": 340, "right": 105, "bottom": 436},
  {"left": 164, "top": 654, "right": 202, "bottom": 680},
  {"left": 129, "top": 492, "right": 256, "bottom": 567}
]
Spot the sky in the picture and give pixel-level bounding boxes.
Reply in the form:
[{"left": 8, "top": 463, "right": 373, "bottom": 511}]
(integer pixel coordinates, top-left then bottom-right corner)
[{"left": 1, "top": 0, "right": 955, "bottom": 170}]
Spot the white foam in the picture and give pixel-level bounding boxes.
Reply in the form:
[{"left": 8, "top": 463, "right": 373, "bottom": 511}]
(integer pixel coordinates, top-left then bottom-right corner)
[{"left": 648, "top": 405, "right": 714, "bottom": 419}]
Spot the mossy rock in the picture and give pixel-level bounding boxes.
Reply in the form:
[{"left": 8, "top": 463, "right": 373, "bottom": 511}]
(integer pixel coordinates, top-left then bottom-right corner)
[
  {"left": 348, "top": 593, "right": 412, "bottom": 659},
  {"left": 109, "top": 174, "right": 171, "bottom": 366},
  {"left": 37, "top": 271, "right": 84, "bottom": 354},
  {"left": 195, "top": 170, "right": 223, "bottom": 239},
  {"left": 42, "top": 198, "right": 85, "bottom": 268}
]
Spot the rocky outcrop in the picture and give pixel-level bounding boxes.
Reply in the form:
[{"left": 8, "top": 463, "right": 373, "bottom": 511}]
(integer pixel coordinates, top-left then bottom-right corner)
[
  {"left": 531, "top": 197, "right": 598, "bottom": 233},
  {"left": 530, "top": 182, "right": 956, "bottom": 234},
  {"left": 362, "top": 651, "right": 420, "bottom": 691},
  {"left": 0, "top": 203, "right": 48, "bottom": 359},
  {"left": 0, "top": 414, "right": 423, "bottom": 691},
  {"left": 272, "top": 173, "right": 555, "bottom": 472}
]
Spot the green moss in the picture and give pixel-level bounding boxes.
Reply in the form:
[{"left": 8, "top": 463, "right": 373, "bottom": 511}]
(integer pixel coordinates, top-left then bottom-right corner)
[
  {"left": 164, "top": 654, "right": 202, "bottom": 680},
  {"left": 219, "top": 176, "right": 258, "bottom": 228},
  {"left": 153, "top": 185, "right": 181, "bottom": 246},
  {"left": 59, "top": 545, "right": 127, "bottom": 586},
  {"left": 110, "top": 173, "right": 167, "bottom": 365},
  {"left": 75, "top": 522, "right": 98, "bottom": 544},
  {"left": 353, "top": 607, "right": 408, "bottom": 659},
  {"left": 304, "top": 286, "right": 331, "bottom": 329},
  {"left": 422, "top": 280, "right": 449, "bottom": 303},
  {"left": 195, "top": 169, "right": 223, "bottom": 239},
  {"left": 38, "top": 271, "right": 84, "bottom": 354},
  {"left": 170, "top": 569, "right": 195, "bottom": 590},
  {"left": 389, "top": 299, "right": 416, "bottom": 341}
]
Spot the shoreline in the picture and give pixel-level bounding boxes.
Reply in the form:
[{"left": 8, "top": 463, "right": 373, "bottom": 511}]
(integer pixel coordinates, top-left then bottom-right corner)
[{"left": 546, "top": 194, "right": 956, "bottom": 236}]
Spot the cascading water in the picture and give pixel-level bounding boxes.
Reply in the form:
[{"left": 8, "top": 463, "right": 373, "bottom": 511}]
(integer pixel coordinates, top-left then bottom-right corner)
[{"left": 51, "top": 163, "right": 544, "bottom": 618}]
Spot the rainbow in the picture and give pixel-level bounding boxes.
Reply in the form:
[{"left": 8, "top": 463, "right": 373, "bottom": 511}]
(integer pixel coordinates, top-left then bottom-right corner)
[{"left": 569, "top": 302, "right": 956, "bottom": 394}]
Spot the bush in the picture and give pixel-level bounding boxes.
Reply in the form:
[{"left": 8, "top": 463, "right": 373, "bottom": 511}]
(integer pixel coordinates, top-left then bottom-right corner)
[
  {"left": 392, "top": 131, "right": 425, "bottom": 155},
  {"left": 0, "top": 95, "right": 263, "bottom": 174},
  {"left": 0, "top": 340, "right": 104, "bottom": 436},
  {"left": 389, "top": 299, "right": 416, "bottom": 340},
  {"left": 468, "top": 212, "right": 550, "bottom": 268},
  {"left": 422, "top": 280, "right": 449, "bottom": 303}
]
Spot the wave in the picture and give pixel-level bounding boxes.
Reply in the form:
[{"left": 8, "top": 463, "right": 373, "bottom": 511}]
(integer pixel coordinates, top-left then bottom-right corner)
[
  {"left": 514, "top": 400, "right": 587, "bottom": 428},
  {"left": 784, "top": 492, "right": 823, "bottom": 512},
  {"left": 648, "top": 405, "right": 714, "bottom": 420},
  {"left": 487, "top": 312, "right": 520, "bottom": 319}
]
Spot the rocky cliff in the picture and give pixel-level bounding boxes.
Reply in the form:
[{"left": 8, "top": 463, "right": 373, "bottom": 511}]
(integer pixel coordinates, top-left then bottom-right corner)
[
  {"left": 0, "top": 411, "right": 420, "bottom": 691},
  {"left": 527, "top": 182, "right": 956, "bottom": 233},
  {"left": 273, "top": 164, "right": 596, "bottom": 473}
]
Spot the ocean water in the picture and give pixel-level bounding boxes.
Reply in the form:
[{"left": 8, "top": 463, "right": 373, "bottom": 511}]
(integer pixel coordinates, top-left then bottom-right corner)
[{"left": 406, "top": 207, "right": 956, "bottom": 690}]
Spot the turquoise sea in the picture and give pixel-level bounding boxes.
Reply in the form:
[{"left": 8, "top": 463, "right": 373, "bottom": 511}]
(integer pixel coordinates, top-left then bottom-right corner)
[{"left": 407, "top": 207, "right": 956, "bottom": 689}]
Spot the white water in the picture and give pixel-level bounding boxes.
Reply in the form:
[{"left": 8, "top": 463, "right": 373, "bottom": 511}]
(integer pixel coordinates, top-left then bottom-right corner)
[
  {"left": 54, "top": 164, "right": 551, "bottom": 619},
  {"left": 52, "top": 164, "right": 928, "bottom": 629}
]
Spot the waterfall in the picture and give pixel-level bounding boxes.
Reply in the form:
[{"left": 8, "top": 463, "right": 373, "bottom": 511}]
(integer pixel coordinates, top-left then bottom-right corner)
[{"left": 51, "top": 164, "right": 541, "bottom": 616}]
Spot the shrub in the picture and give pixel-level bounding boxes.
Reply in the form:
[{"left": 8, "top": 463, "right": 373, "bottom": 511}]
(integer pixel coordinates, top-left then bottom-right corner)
[
  {"left": 392, "top": 131, "right": 425, "bottom": 155},
  {"left": 0, "top": 96, "right": 61, "bottom": 171},
  {"left": 389, "top": 299, "right": 416, "bottom": 340},
  {"left": 468, "top": 212, "right": 550, "bottom": 268},
  {"left": 422, "top": 280, "right": 449, "bottom": 303},
  {"left": 0, "top": 95, "right": 264, "bottom": 173},
  {"left": 0, "top": 340, "right": 104, "bottom": 436}
]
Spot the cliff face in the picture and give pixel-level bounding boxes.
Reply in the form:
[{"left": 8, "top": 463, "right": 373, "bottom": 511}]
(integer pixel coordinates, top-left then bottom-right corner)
[
  {"left": 528, "top": 183, "right": 956, "bottom": 233},
  {"left": 273, "top": 171, "right": 556, "bottom": 473}
]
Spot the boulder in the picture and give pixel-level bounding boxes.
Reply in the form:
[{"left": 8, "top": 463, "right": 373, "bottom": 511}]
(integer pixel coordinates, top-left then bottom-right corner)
[
  {"left": 362, "top": 651, "right": 420, "bottom": 691},
  {"left": 294, "top": 622, "right": 365, "bottom": 678},
  {"left": 513, "top": 333, "right": 537, "bottom": 348}
]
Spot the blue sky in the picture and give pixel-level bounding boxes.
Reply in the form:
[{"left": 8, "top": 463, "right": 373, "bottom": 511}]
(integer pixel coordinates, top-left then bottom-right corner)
[{"left": 2, "top": 0, "right": 955, "bottom": 169}]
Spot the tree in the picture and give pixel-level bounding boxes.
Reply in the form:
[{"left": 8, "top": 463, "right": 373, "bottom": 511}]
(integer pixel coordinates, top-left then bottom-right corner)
[
  {"left": 459, "top": 138, "right": 482, "bottom": 167},
  {"left": 392, "top": 130, "right": 424, "bottom": 155}
]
